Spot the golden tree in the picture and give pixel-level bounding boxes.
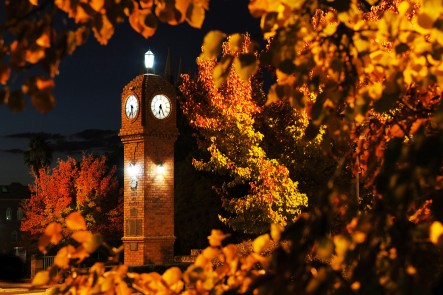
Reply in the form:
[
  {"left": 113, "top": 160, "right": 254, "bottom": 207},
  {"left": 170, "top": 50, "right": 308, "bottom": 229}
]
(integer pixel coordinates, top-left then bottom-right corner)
[{"left": 180, "top": 35, "right": 308, "bottom": 234}]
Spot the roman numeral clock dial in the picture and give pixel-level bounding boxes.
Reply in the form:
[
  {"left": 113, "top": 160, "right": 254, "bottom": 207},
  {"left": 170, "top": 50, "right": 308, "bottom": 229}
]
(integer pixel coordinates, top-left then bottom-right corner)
[{"left": 151, "top": 94, "right": 171, "bottom": 119}]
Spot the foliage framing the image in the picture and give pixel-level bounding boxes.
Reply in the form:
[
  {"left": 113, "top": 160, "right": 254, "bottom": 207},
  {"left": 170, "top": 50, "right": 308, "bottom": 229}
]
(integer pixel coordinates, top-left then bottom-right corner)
[{"left": 0, "top": 0, "right": 208, "bottom": 112}]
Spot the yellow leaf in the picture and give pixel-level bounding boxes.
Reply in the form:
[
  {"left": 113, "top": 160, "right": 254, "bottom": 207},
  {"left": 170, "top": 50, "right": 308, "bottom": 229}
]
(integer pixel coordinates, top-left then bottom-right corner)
[
  {"left": 44, "top": 222, "right": 63, "bottom": 245},
  {"left": 199, "top": 30, "right": 226, "bottom": 60},
  {"left": 207, "top": 229, "right": 229, "bottom": 247},
  {"left": 66, "top": 212, "right": 87, "bottom": 230},
  {"left": 202, "top": 247, "right": 219, "bottom": 259},
  {"left": 32, "top": 270, "right": 49, "bottom": 286},
  {"left": 270, "top": 223, "right": 283, "bottom": 242},
  {"left": 253, "top": 234, "right": 270, "bottom": 253},
  {"left": 162, "top": 267, "right": 182, "bottom": 286},
  {"left": 36, "top": 27, "right": 51, "bottom": 48},
  {"left": 72, "top": 230, "right": 93, "bottom": 243},
  {"left": 333, "top": 235, "right": 350, "bottom": 256},
  {"left": 430, "top": 221, "right": 443, "bottom": 244},
  {"left": 248, "top": 0, "right": 280, "bottom": 17},
  {"left": 229, "top": 33, "right": 244, "bottom": 52}
]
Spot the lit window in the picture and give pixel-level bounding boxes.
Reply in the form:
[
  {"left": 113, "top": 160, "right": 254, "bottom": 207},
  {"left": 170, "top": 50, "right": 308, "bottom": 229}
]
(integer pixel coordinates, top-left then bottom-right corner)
[
  {"left": 17, "top": 208, "right": 24, "bottom": 220},
  {"left": 6, "top": 208, "right": 11, "bottom": 221}
]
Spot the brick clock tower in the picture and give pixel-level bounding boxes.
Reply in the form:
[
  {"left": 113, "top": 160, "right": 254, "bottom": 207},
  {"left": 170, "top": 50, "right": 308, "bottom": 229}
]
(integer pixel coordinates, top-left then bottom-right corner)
[{"left": 119, "top": 50, "right": 178, "bottom": 265}]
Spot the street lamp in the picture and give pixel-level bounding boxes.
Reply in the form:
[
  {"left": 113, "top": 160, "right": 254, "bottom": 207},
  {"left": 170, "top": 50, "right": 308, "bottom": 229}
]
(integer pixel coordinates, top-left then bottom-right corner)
[{"left": 145, "top": 49, "right": 154, "bottom": 73}]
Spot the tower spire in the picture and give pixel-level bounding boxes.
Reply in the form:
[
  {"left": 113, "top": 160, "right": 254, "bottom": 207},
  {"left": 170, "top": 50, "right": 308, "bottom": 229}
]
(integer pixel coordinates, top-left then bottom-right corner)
[{"left": 163, "top": 48, "right": 173, "bottom": 84}]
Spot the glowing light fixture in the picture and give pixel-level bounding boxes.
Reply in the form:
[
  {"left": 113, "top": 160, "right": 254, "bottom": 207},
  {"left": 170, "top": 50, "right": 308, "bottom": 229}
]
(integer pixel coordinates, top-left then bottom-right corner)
[
  {"left": 128, "top": 162, "right": 140, "bottom": 177},
  {"left": 145, "top": 49, "right": 154, "bottom": 71},
  {"left": 156, "top": 163, "right": 165, "bottom": 175}
]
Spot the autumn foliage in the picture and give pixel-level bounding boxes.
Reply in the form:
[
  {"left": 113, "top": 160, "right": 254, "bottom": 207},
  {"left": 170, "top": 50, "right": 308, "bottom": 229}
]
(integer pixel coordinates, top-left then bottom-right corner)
[
  {"left": 180, "top": 35, "right": 308, "bottom": 234},
  {"left": 0, "top": 0, "right": 208, "bottom": 112},
  {"left": 21, "top": 154, "right": 122, "bottom": 240}
]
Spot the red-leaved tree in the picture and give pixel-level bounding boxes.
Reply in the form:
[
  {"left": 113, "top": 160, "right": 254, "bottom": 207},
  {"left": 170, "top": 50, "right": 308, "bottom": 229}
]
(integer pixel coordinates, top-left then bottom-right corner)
[{"left": 20, "top": 154, "right": 122, "bottom": 240}]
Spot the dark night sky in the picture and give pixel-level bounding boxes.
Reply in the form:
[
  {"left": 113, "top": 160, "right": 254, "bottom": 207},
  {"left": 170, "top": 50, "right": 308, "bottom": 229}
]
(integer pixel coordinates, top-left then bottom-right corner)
[{"left": 0, "top": 0, "right": 261, "bottom": 184}]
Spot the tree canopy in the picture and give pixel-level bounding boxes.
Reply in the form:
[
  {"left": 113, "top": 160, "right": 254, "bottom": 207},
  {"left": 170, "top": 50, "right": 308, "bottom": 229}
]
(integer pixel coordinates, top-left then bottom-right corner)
[{"left": 21, "top": 154, "right": 122, "bottom": 243}]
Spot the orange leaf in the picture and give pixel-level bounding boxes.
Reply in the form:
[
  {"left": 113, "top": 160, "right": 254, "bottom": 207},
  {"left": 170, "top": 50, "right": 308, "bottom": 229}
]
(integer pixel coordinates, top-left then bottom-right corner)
[
  {"left": 185, "top": 2, "right": 205, "bottom": 28},
  {"left": 44, "top": 222, "right": 63, "bottom": 245},
  {"left": 92, "top": 14, "right": 114, "bottom": 45},
  {"left": 0, "top": 64, "right": 11, "bottom": 85},
  {"left": 90, "top": 0, "right": 105, "bottom": 12},
  {"left": 66, "top": 212, "right": 87, "bottom": 230},
  {"left": 29, "top": 0, "right": 38, "bottom": 5},
  {"left": 36, "top": 28, "right": 51, "bottom": 48},
  {"left": 75, "top": 5, "right": 91, "bottom": 23},
  {"left": 71, "top": 230, "right": 93, "bottom": 243},
  {"left": 32, "top": 91, "right": 55, "bottom": 113},
  {"left": 253, "top": 234, "right": 270, "bottom": 253},
  {"left": 389, "top": 124, "right": 405, "bottom": 138},
  {"left": 25, "top": 48, "right": 45, "bottom": 64},
  {"left": 129, "top": 5, "right": 157, "bottom": 38},
  {"left": 36, "top": 77, "right": 55, "bottom": 90},
  {"left": 140, "top": 0, "right": 153, "bottom": 9}
]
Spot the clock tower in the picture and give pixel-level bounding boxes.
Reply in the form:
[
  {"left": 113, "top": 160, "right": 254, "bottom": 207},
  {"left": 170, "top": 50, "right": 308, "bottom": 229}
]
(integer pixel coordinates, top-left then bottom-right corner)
[{"left": 119, "top": 50, "right": 178, "bottom": 265}]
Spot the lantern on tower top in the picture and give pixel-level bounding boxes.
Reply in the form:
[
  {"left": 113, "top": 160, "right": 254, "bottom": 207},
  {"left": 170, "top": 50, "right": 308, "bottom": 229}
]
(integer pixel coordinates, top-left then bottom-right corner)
[{"left": 145, "top": 49, "right": 154, "bottom": 72}]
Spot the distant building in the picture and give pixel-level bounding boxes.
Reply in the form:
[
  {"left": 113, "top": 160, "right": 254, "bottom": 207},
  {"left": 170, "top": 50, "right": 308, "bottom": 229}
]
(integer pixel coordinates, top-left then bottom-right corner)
[{"left": 0, "top": 183, "right": 30, "bottom": 254}]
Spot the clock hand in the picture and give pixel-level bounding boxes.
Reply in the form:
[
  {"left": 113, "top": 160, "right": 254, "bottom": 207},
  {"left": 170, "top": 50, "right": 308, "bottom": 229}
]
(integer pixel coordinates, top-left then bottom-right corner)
[{"left": 159, "top": 104, "right": 164, "bottom": 116}]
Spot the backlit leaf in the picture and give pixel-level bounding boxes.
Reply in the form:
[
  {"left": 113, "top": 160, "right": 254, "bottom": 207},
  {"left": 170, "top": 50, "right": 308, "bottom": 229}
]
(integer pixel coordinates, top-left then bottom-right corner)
[
  {"left": 25, "top": 48, "right": 45, "bottom": 64},
  {"left": 129, "top": 7, "right": 157, "bottom": 39},
  {"left": 199, "top": 30, "right": 226, "bottom": 60},
  {"left": 32, "top": 271, "right": 49, "bottom": 286},
  {"left": 72, "top": 230, "right": 93, "bottom": 243},
  {"left": 0, "top": 64, "right": 11, "bottom": 85},
  {"left": 253, "top": 234, "right": 270, "bottom": 253},
  {"left": 66, "top": 212, "right": 87, "bottom": 230},
  {"left": 36, "top": 27, "right": 51, "bottom": 48},
  {"left": 186, "top": 2, "right": 205, "bottom": 28},
  {"left": 208, "top": 229, "right": 229, "bottom": 247},
  {"left": 270, "top": 223, "right": 283, "bottom": 242},
  {"left": 430, "top": 221, "right": 443, "bottom": 244},
  {"left": 29, "top": 0, "right": 38, "bottom": 5},
  {"left": 36, "top": 77, "right": 55, "bottom": 90},
  {"left": 90, "top": 0, "right": 105, "bottom": 12},
  {"left": 229, "top": 34, "right": 245, "bottom": 53},
  {"left": 92, "top": 14, "right": 115, "bottom": 45},
  {"left": 44, "top": 222, "right": 63, "bottom": 245},
  {"left": 162, "top": 266, "right": 182, "bottom": 286}
]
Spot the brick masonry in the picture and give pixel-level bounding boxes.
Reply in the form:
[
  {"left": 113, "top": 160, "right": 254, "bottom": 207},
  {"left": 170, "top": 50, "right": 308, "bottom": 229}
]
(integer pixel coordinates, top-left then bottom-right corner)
[{"left": 119, "top": 74, "right": 178, "bottom": 265}]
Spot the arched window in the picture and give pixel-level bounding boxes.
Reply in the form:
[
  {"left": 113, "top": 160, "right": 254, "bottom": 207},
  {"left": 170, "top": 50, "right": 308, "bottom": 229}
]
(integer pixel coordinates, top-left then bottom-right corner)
[
  {"left": 17, "top": 208, "right": 24, "bottom": 220},
  {"left": 6, "top": 207, "right": 11, "bottom": 221}
]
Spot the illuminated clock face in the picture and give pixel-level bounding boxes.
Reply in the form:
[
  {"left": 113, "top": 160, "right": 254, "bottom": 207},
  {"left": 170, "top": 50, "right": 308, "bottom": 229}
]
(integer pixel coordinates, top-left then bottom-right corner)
[
  {"left": 125, "top": 95, "right": 139, "bottom": 120},
  {"left": 151, "top": 94, "right": 171, "bottom": 119}
]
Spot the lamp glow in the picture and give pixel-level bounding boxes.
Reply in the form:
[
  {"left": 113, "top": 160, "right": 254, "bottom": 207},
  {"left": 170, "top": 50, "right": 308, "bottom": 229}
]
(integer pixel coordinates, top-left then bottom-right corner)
[
  {"left": 128, "top": 163, "right": 140, "bottom": 177},
  {"left": 156, "top": 164, "right": 165, "bottom": 175},
  {"left": 144, "top": 49, "right": 154, "bottom": 70}
]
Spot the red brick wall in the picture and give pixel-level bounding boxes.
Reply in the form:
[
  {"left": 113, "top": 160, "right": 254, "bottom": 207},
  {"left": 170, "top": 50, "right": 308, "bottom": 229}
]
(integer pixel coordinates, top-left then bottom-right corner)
[{"left": 119, "top": 74, "right": 178, "bottom": 265}]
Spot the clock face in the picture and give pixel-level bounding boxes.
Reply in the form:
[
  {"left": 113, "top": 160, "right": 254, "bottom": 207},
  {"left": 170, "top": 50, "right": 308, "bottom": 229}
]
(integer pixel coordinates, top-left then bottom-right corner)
[
  {"left": 151, "top": 94, "right": 171, "bottom": 119},
  {"left": 125, "top": 95, "right": 139, "bottom": 120}
]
